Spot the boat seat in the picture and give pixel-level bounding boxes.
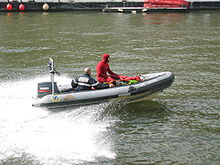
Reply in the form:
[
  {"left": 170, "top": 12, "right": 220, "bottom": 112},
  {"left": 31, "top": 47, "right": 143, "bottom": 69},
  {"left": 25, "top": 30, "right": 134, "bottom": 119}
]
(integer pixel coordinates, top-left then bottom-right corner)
[
  {"left": 60, "top": 88, "right": 75, "bottom": 93},
  {"left": 58, "top": 85, "right": 75, "bottom": 93}
]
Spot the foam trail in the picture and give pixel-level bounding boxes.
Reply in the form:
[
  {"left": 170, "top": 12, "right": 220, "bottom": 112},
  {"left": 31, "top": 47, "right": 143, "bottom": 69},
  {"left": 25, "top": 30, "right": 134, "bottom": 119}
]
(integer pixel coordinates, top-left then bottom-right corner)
[{"left": 0, "top": 76, "right": 117, "bottom": 164}]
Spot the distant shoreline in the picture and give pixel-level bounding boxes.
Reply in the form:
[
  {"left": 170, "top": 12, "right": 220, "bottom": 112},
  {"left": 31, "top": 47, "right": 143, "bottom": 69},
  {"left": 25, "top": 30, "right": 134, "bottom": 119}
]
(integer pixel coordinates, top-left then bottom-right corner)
[{"left": 0, "top": 0, "right": 220, "bottom": 12}]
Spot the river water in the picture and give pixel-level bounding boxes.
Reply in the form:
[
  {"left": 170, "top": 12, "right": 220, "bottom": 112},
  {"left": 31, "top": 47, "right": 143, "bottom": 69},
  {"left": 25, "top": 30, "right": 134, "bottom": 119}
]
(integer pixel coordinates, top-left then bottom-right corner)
[{"left": 0, "top": 11, "right": 219, "bottom": 165}]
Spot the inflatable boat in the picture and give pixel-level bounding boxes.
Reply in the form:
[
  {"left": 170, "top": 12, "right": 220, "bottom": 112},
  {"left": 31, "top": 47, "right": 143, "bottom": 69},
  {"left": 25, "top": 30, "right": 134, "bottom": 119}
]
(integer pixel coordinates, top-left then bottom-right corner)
[{"left": 32, "top": 58, "right": 174, "bottom": 108}]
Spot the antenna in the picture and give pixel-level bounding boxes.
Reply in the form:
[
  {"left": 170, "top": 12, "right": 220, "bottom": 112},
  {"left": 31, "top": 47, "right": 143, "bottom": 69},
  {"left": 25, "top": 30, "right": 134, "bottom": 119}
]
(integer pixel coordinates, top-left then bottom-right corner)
[{"left": 48, "top": 58, "right": 60, "bottom": 95}]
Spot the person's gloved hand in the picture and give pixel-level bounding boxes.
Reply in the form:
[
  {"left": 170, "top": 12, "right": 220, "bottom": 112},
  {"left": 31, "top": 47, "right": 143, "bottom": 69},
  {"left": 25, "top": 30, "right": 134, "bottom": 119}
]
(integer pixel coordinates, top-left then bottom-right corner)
[{"left": 109, "top": 84, "right": 115, "bottom": 88}]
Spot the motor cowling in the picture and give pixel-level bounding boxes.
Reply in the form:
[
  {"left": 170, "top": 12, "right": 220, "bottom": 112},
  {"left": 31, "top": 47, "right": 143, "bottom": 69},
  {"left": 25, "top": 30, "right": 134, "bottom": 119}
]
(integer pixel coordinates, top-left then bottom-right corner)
[{"left": 37, "top": 82, "right": 59, "bottom": 98}]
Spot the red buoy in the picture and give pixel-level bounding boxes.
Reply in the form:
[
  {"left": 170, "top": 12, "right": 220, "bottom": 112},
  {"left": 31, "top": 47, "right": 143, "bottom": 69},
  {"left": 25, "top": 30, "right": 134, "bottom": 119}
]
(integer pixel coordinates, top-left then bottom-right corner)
[
  {"left": 6, "top": 4, "right": 13, "bottom": 11},
  {"left": 19, "top": 4, "right": 25, "bottom": 11}
]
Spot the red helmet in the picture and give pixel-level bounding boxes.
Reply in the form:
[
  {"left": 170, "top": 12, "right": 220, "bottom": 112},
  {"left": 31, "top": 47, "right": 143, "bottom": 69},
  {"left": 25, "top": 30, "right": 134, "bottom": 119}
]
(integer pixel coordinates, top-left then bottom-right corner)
[{"left": 102, "top": 54, "right": 110, "bottom": 61}]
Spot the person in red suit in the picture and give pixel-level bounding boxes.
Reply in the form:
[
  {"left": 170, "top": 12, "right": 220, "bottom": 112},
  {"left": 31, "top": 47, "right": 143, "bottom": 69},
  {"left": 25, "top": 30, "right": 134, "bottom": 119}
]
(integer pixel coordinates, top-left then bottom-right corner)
[{"left": 96, "top": 54, "right": 142, "bottom": 83}]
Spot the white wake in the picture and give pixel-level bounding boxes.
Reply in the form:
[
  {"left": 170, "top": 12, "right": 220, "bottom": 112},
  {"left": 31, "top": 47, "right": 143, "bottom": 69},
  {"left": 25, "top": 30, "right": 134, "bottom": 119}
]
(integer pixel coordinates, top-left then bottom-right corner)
[{"left": 0, "top": 76, "right": 117, "bottom": 164}]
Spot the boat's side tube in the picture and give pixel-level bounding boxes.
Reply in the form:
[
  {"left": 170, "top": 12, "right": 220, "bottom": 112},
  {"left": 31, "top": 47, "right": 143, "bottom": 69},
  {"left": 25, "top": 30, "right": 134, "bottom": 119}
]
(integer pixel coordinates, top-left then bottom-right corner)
[{"left": 130, "top": 72, "right": 174, "bottom": 95}]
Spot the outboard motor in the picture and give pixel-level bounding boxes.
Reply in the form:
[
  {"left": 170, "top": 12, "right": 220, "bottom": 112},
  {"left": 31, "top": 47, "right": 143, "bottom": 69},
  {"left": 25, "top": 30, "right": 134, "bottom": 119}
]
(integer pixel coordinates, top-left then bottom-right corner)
[
  {"left": 37, "top": 58, "right": 61, "bottom": 98},
  {"left": 37, "top": 82, "right": 59, "bottom": 98}
]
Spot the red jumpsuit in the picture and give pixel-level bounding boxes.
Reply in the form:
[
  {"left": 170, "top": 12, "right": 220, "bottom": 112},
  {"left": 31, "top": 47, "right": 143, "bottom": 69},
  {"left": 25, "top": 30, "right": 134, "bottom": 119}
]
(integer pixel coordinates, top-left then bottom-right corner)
[
  {"left": 96, "top": 54, "right": 142, "bottom": 83},
  {"left": 96, "top": 54, "right": 117, "bottom": 83}
]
